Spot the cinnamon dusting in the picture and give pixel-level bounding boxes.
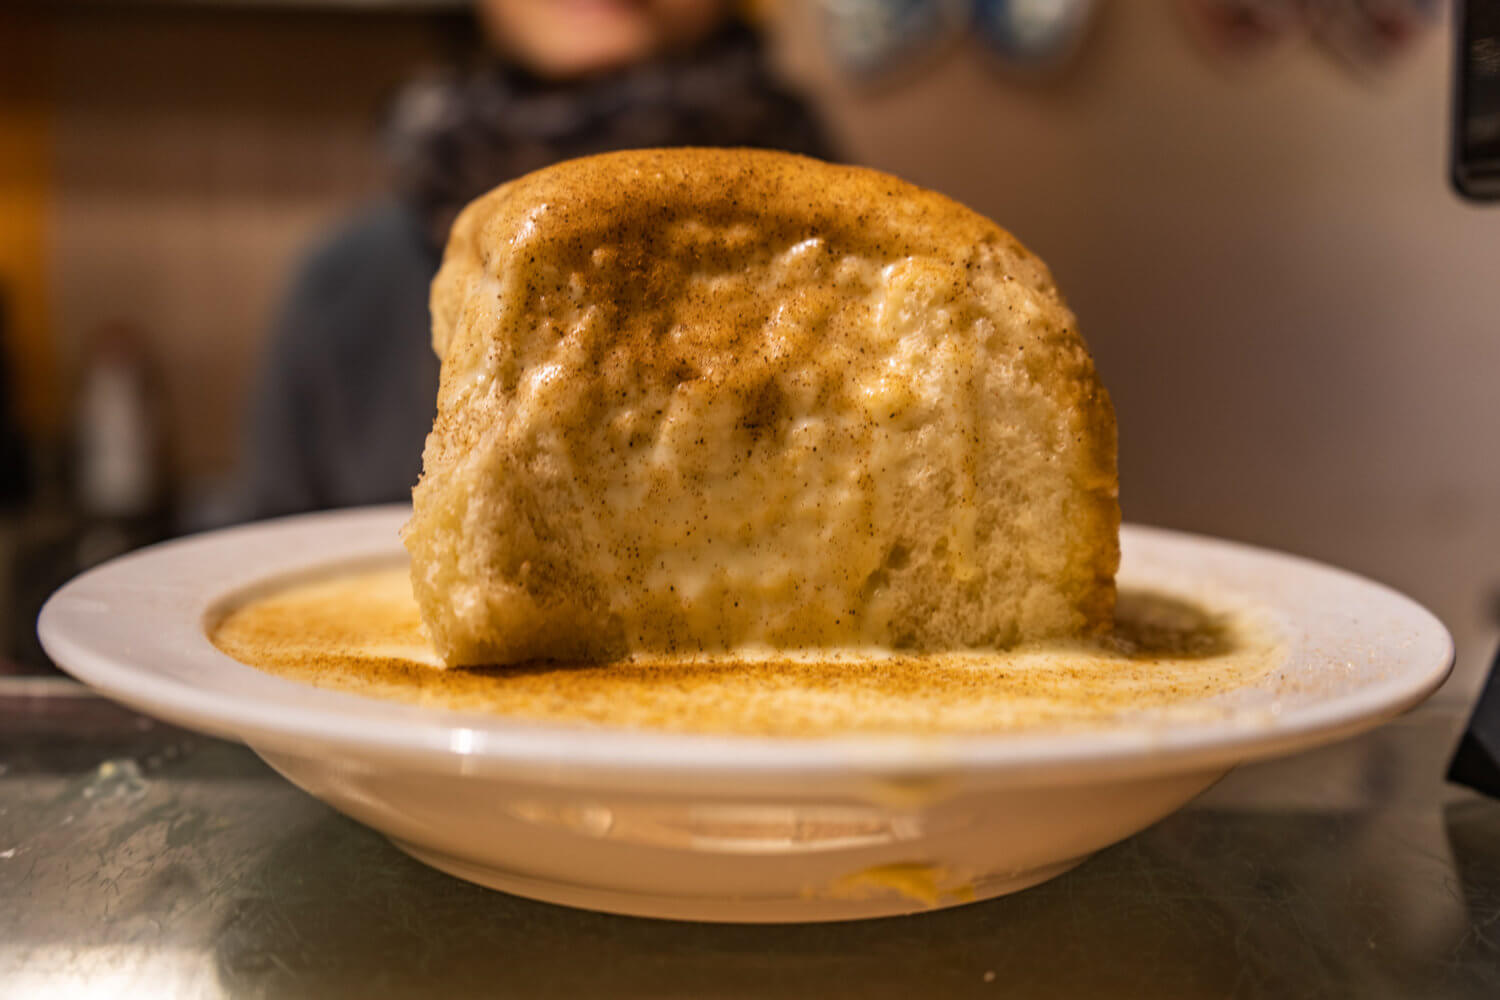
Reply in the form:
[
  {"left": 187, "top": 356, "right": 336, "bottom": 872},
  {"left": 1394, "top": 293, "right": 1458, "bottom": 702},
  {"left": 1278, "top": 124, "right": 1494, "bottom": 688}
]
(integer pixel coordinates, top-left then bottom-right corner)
[{"left": 210, "top": 565, "right": 1280, "bottom": 737}]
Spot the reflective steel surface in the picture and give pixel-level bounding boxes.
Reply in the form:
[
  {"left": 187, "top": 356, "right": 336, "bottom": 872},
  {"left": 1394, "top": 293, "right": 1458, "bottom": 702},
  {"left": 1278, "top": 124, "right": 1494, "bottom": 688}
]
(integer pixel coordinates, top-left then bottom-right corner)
[{"left": 2, "top": 679, "right": 1498, "bottom": 999}]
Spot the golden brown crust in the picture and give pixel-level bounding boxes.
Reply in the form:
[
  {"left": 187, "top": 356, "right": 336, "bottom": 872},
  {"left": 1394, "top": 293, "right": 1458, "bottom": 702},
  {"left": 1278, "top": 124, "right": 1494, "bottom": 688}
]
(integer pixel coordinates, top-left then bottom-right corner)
[
  {"left": 429, "top": 148, "right": 1057, "bottom": 374},
  {"left": 408, "top": 148, "right": 1119, "bottom": 666}
]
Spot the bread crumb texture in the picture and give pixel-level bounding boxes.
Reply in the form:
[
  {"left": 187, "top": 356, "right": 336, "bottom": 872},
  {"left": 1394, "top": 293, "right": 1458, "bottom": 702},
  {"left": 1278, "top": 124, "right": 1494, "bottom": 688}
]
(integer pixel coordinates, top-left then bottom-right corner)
[{"left": 405, "top": 148, "right": 1119, "bottom": 667}]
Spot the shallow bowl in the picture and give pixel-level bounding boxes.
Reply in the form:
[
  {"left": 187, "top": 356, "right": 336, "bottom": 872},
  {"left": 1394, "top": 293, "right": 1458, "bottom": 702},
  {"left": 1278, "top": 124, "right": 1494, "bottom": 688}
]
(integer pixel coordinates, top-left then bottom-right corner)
[{"left": 38, "top": 507, "right": 1452, "bottom": 921}]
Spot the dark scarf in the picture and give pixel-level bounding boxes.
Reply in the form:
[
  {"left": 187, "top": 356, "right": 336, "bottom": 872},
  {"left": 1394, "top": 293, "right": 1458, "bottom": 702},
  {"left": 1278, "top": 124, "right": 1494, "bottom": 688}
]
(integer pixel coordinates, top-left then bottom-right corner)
[{"left": 383, "top": 20, "right": 833, "bottom": 249}]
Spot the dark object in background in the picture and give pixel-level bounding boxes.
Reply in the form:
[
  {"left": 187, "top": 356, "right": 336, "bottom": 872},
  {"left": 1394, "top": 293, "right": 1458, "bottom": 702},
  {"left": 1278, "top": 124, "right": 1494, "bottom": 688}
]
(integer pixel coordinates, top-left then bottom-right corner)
[
  {"left": 972, "top": 0, "right": 1097, "bottom": 73},
  {"left": 818, "top": 0, "right": 966, "bottom": 81},
  {"left": 5, "top": 321, "right": 172, "bottom": 675},
  {"left": 0, "top": 285, "right": 33, "bottom": 508},
  {"left": 1449, "top": 645, "right": 1500, "bottom": 796},
  {"left": 0, "top": 283, "right": 48, "bottom": 674},
  {"left": 70, "top": 321, "right": 173, "bottom": 568},
  {"left": 1448, "top": 4, "right": 1500, "bottom": 784},
  {"left": 1309, "top": 0, "right": 1439, "bottom": 76},
  {"left": 386, "top": 18, "right": 835, "bottom": 251},
  {"left": 1178, "top": 0, "right": 1305, "bottom": 62},
  {"left": 1453, "top": 0, "right": 1500, "bottom": 199}
]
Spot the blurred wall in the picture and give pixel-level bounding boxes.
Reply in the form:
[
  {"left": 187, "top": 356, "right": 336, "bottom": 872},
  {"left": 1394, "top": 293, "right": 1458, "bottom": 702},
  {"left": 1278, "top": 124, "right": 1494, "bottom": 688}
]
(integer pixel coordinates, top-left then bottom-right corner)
[
  {"left": 47, "top": 9, "right": 452, "bottom": 485},
  {"left": 0, "top": 11, "right": 55, "bottom": 437},
  {"left": 39, "top": 3, "right": 1497, "bottom": 701}
]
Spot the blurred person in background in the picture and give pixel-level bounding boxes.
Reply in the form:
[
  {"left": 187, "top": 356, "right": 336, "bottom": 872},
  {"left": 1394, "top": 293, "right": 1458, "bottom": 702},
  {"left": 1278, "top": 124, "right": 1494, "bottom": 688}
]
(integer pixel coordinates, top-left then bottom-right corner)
[{"left": 242, "top": 0, "right": 833, "bottom": 520}]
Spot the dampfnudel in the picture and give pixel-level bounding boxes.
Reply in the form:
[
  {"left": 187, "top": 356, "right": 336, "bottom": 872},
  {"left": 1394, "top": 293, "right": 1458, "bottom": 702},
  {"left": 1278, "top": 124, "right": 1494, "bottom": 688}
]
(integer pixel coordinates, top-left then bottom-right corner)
[{"left": 403, "top": 148, "right": 1119, "bottom": 668}]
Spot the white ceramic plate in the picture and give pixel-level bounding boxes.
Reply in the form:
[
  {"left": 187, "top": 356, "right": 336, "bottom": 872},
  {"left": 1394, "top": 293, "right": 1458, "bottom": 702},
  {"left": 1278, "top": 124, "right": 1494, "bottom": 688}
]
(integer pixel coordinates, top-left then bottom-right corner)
[{"left": 38, "top": 506, "right": 1452, "bottom": 922}]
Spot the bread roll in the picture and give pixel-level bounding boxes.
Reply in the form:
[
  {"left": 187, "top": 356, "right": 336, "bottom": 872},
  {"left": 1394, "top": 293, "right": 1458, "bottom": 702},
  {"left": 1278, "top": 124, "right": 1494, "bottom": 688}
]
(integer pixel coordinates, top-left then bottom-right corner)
[{"left": 404, "top": 148, "right": 1118, "bottom": 667}]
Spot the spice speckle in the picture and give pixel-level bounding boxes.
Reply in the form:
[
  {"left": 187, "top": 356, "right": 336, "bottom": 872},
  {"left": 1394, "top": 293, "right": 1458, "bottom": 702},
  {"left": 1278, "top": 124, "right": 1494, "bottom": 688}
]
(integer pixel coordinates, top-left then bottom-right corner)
[{"left": 211, "top": 566, "right": 1283, "bottom": 738}]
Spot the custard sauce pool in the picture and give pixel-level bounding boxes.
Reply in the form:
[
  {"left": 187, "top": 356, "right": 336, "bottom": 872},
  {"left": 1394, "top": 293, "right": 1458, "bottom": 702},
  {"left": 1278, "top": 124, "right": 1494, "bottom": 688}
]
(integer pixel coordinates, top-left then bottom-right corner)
[{"left": 210, "top": 566, "right": 1282, "bottom": 737}]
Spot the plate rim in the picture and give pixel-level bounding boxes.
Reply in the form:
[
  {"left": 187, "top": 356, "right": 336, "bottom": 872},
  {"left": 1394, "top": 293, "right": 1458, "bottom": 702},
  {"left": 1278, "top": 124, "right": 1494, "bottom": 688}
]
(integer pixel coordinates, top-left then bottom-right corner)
[{"left": 37, "top": 505, "right": 1454, "bottom": 784}]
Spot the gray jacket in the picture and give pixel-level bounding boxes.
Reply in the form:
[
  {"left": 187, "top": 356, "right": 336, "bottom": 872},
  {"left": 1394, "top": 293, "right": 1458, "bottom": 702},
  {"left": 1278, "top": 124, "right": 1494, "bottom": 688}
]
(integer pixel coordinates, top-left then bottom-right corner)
[{"left": 242, "top": 201, "right": 440, "bottom": 519}]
